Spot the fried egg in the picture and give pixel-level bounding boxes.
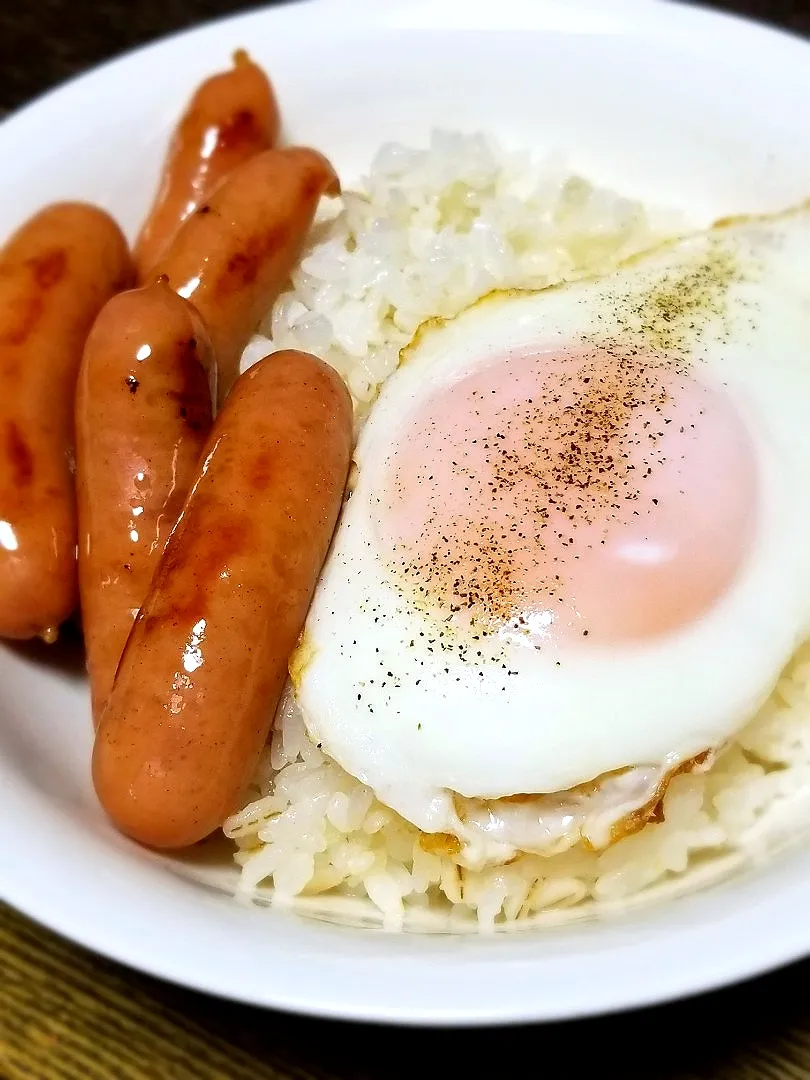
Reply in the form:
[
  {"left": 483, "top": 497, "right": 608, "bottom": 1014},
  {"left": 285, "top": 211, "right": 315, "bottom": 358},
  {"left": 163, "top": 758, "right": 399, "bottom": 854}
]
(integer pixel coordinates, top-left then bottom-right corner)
[{"left": 292, "top": 204, "right": 810, "bottom": 864}]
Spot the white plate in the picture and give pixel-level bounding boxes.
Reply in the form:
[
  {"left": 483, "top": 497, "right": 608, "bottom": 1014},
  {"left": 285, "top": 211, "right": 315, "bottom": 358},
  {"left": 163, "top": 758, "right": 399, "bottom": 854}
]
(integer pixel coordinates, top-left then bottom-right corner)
[{"left": 3, "top": 0, "right": 810, "bottom": 1027}]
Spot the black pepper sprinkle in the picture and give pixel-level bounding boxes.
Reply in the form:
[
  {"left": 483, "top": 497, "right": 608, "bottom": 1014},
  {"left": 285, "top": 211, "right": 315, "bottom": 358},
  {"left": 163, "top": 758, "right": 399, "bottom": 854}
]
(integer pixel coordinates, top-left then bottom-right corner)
[
  {"left": 379, "top": 243, "right": 743, "bottom": 657},
  {"left": 387, "top": 350, "right": 682, "bottom": 636}
]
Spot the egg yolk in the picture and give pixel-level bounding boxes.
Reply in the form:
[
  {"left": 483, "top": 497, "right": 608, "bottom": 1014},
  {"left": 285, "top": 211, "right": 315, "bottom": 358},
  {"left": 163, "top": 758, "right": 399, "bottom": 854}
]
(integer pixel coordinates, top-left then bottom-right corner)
[{"left": 377, "top": 346, "right": 757, "bottom": 649}]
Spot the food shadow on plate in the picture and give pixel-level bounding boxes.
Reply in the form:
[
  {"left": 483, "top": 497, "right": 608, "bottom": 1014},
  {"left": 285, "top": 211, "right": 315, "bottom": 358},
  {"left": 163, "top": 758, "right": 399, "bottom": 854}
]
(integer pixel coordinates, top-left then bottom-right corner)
[{"left": 1, "top": 617, "right": 87, "bottom": 681}]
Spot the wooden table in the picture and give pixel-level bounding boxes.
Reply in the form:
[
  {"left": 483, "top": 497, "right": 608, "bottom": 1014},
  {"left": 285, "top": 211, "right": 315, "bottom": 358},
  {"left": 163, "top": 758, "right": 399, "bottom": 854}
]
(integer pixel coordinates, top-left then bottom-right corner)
[{"left": 3, "top": 2, "right": 810, "bottom": 1077}]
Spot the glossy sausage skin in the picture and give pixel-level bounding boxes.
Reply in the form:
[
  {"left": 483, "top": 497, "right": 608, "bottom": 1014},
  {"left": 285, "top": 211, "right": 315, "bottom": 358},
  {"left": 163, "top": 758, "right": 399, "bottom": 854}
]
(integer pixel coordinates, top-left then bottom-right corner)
[
  {"left": 93, "top": 349, "right": 352, "bottom": 848},
  {"left": 0, "top": 203, "right": 132, "bottom": 642},
  {"left": 151, "top": 146, "right": 339, "bottom": 406},
  {"left": 76, "top": 279, "right": 215, "bottom": 724},
  {"left": 134, "top": 50, "right": 280, "bottom": 280}
]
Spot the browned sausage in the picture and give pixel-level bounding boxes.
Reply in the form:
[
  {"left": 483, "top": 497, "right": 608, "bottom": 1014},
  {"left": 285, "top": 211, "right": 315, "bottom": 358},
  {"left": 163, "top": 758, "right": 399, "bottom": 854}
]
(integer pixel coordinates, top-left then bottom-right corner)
[
  {"left": 151, "top": 146, "right": 339, "bottom": 406},
  {"left": 76, "top": 279, "right": 215, "bottom": 724},
  {"left": 134, "top": 50, "right": 280, "bottom": 280},
  {"left": 0, "top": 203, "right": 132, "bottom": 642},
  {"left": 93, "top": 349, "right": 352, "bottom": 848}
]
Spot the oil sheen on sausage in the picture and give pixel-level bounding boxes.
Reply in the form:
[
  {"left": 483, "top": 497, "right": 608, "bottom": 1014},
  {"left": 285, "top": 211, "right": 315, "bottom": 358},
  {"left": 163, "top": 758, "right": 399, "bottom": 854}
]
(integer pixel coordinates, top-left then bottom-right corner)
[
  {"left": 151, "top": 146, "right": 339, "bottom": 406},
  {"left": 134, "top": 50, "right": 280, "bottom": 280},
  {"left": 93, "top": 349, "right": 352, "bottom": 848},
  {"left": 76, "top": 279, "right": 215, "bottom": 724},
  {"left": 0, "top": 203, "right": 132, "bottom": 641}
]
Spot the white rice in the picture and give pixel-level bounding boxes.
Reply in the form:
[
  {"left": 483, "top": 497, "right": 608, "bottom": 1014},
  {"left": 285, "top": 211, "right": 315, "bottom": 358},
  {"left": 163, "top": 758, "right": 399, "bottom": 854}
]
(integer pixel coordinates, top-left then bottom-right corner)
[
  {"left": 240, "top": 130, "right": 683, "bottom": 416},
  {"left": 226, "top": 131, "right": 810, "bottom": 930}
]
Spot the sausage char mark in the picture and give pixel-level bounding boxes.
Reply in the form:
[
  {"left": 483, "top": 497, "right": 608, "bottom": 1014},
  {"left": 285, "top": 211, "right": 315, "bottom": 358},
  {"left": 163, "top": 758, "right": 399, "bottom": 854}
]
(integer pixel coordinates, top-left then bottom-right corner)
[
  {"left": 249, "top": 450, "right": 275, "bottom": 493},
  {"left": 0, "top": 250, "right": 68, "bottom": 348},
  {"left": 4, "top": 421, "right": 34, "bottom": 486},
  {"left": 165, "top": 336, "right": 212, "bottom": 431},
  {"left": 140, "top": 507, "right": 253, "bottom": 633},
  {"left": 218, "top": 223, "right": 288, "bottom": 293},
  {"left": 28, "top": 249, "right": 67, "bottom": 289},
  {"left": 217, "top": 108, "right": 263, "bottom": 150}
]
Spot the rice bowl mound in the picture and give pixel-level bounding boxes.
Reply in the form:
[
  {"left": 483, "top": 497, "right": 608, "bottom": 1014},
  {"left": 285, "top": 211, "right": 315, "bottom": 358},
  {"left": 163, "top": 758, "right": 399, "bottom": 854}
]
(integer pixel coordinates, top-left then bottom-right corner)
[
  {"left": 226, "top": 132, "right": 810, "bottom": 930},
  {"left": 239, "top": 130, "right": 683, "bottom": 416}
]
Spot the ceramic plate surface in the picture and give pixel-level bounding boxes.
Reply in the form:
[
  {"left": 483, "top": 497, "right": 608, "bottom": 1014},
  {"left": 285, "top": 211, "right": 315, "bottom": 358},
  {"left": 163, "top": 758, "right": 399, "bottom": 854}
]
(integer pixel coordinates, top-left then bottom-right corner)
[{"left": 3, "top": 0, "right": 810, "bottom": 1026}]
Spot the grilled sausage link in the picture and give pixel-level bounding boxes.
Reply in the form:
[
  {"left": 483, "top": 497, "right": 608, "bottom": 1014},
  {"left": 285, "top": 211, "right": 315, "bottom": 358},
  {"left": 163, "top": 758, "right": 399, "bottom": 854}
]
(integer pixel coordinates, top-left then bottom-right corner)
[
  {"left": 93, "top": 349, "right": 352, "bottom": 847},
  {"left": 151, "top": 146, "right": 339, "bottom": 405},
  {"left": 76, "top": 278, "right": 215, "bottom": 723},
  {"left": 134, "top": 50, "right": 280, "bottom": 280},
  {"left": 0, "top": 202, "right": 132, "bottom": 641}
]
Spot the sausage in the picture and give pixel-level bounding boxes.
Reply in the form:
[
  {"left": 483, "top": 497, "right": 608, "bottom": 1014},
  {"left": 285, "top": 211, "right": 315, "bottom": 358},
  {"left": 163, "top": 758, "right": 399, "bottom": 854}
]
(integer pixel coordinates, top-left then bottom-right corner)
[
  {"left": 76, "top": 279, "right": 215, "bottom": 725},
  {"left": 134, "top": 50, "right": 280, "bottom": 280},
  {"left": 150, "top": 146, "right": 339, "bottom": 406},
  {"left": 0, "top": 203, "right": 132, "bottom": 642},
  {"left": 93, "top": 349, "right": 352, "bottom": 848}
]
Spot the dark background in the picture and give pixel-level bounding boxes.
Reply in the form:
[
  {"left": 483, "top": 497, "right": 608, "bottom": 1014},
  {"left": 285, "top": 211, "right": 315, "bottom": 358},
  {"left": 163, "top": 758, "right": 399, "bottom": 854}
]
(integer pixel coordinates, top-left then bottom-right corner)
[{"left": 3, "top": 3, "right": 810, "bottom": 1079}]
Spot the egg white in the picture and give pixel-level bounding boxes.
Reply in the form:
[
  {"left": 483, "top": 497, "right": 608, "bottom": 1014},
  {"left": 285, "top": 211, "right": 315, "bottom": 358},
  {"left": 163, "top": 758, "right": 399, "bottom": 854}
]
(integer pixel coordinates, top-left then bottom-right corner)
[{"left": 293, "top": 205, "right": 810, "bottom": 839}]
